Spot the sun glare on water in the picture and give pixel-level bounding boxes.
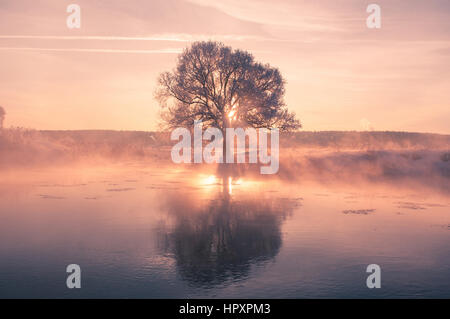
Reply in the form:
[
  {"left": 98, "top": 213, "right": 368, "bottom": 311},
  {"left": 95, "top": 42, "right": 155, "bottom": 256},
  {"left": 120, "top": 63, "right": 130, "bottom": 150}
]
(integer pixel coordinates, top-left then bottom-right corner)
[
  {"left": 198, "top": 173, "right": 257, "bottom": 196},
  {"left": 202, "top": 175, "right": 218, "bottom": 185}
]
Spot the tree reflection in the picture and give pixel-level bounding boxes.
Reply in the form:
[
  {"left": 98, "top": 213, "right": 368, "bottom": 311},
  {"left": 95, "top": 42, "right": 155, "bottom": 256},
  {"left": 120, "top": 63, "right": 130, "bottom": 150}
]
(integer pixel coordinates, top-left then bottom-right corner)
[{"left": 157, "top": 173, "right": 299, "bottom": 287}]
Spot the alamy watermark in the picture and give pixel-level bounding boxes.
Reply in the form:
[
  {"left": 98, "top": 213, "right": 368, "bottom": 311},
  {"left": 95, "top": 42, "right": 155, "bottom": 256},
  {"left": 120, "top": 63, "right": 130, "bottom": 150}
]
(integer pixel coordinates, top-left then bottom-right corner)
[
  {"left": 366, "top": 264, "right": 381, "bottom": 289},
  {"left": 66, "top": 4, "right": 81, "bottom": 29},
  {"left": 66, "top": 264, "right": 81, "bottom": 289},
  {"left": 171, "top": 120, "right": 279, "bottom": 175},
  {"left": 366, "top": 4, "right": 381, "bottom": 29}
]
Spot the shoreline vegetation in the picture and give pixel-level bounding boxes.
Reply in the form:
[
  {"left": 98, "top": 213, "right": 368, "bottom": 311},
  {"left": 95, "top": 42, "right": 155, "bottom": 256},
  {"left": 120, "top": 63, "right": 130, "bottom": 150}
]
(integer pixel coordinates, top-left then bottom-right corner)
[
  {"left": 1, "top": 128, "right": 449, "bottom": 153},
  {"left": 0, "top": 128, "right": 449, "bottom": 192}
]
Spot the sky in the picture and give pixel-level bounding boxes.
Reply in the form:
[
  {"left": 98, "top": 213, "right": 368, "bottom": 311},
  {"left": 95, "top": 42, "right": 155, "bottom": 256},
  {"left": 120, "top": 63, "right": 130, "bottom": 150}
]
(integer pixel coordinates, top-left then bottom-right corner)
[{"left": 0, "top": 0, "right": 449, "bottom": 133}]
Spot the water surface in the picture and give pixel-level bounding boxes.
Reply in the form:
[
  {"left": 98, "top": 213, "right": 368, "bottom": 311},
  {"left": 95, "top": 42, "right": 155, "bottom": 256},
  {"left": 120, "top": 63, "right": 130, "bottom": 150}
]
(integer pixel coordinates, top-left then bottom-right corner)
[{"left": 0, "top": 163, "right": 449, "bottom": 298}]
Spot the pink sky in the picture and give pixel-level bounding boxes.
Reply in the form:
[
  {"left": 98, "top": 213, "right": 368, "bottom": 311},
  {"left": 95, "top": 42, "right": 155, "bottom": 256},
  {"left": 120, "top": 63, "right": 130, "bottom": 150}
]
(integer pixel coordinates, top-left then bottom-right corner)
[{"left": 0, "top": 0, "right": 449, "bottom": 133}]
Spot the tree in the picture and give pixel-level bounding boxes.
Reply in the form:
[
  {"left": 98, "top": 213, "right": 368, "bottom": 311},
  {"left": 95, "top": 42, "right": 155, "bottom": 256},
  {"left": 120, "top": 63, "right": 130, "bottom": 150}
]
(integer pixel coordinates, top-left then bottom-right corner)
[
  {"left": 155, "top": 41, "right": 300, "bottom": 133},
  {"left": 0, "top": 106, "right": 5, "bottom": 130}
]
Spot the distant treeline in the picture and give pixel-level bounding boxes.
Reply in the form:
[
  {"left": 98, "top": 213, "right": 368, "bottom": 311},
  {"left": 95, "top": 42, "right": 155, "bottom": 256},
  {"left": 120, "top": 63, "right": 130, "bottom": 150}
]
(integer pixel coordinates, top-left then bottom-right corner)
[
  {"left": 283, "top": 131, "right": 450, "bottom": 150},
  {"left": 39, "top": 129, "right": 450, "bottom": 150},
  {"left": 0, "top": 128, "right": 449, "bottom": 167}
]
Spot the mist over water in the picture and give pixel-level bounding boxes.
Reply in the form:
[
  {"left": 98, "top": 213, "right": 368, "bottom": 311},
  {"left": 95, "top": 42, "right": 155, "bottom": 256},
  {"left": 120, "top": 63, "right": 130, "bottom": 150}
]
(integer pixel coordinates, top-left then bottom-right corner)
[{"left": 0, "top": 130, "right": 449, "bottom": 298}]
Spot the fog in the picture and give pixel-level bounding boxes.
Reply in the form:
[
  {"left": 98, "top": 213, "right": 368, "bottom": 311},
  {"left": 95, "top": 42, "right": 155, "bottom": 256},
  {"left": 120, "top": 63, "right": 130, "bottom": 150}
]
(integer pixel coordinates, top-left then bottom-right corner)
[{"left": 1, "top": 128, "right": 449, "bottom": 194}]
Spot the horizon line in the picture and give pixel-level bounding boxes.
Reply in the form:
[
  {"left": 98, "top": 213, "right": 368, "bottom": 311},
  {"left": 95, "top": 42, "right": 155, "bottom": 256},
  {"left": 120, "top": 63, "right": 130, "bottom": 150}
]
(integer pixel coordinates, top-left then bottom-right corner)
[{"left": 3, "top": 127, "right": 449, "bottom": 136}]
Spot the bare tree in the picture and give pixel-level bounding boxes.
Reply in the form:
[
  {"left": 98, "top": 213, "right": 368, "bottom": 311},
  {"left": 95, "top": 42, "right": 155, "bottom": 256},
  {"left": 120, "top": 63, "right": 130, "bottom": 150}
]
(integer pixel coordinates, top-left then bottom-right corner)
[
  {"left": 155, "top": 41, "right": 300, "bottom": 133},
  {"left": 0, "top": 106, "right": 5, "bottom": 130}
]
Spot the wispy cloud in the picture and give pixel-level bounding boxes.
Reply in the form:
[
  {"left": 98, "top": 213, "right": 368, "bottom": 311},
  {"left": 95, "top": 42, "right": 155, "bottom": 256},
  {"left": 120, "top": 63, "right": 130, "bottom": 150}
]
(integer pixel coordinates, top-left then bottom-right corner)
[
  {"left": 0, "top": 34, "right": 264, "bottom": 42},
  {"left": 0, "top": 35, "right": 190, "bottom": 42},
  {"left": 186, "top": 0, "right": 349, "bottom": 32},
  {"left": 0, "top": 47, "right": 182, "bottom": 54}
]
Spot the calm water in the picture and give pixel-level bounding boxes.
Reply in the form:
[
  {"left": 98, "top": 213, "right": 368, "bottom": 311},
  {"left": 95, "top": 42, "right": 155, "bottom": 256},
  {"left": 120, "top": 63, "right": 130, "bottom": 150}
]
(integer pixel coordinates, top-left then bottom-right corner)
[{"left": 0, "top": 163, "right": 449, "bottom": 298}]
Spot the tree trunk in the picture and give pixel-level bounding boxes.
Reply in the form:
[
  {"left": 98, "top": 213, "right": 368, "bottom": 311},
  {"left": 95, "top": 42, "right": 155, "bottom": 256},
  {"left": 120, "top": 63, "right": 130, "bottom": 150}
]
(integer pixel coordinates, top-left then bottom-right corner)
[{"left": 220, "top": 114, "right": 231, "bottom": 176}]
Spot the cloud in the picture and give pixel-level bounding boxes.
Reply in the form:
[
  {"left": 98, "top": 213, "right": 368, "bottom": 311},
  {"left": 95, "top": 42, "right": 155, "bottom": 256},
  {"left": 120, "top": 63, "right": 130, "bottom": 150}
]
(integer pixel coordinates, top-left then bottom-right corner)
[
  {"left": 0, "top": 34, "right": 265, "bottom": 42},
  {"left": 0, "top": 47, "right": 182, "bottom": 54},
  {"left": 0, "top": 0, "right": 267, "bottom": 38}
]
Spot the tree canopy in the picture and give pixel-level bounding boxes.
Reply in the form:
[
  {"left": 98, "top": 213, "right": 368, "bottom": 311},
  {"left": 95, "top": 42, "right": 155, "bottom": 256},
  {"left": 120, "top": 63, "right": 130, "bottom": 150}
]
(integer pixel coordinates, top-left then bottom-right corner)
[{"left": 156, "top": 41, "right": 300, "bottom": 132}]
